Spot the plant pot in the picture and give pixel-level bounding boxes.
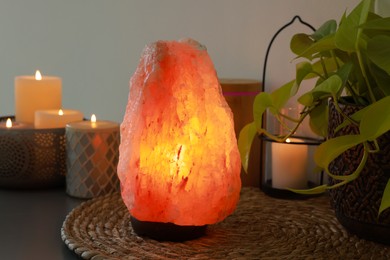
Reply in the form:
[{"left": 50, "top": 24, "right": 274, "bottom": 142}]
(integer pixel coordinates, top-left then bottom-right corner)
[{"left": 328, "top": 100, "right": 390, "bottom": 244}]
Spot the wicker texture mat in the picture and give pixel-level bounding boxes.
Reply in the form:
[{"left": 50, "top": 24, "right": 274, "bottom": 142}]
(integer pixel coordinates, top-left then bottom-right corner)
[{"left": 61, "top": 187, "right": 390, "bottom": 259}]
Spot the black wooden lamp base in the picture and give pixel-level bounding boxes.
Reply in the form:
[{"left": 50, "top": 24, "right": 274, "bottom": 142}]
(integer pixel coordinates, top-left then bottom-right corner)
[{"left": 130, "top": 216, "right": 207, "bottom": 242}]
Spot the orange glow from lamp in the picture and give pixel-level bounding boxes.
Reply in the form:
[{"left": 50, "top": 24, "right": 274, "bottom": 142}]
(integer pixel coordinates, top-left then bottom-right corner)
[{"left": 118, "top": 39, "right": 242, "bottom": 241}]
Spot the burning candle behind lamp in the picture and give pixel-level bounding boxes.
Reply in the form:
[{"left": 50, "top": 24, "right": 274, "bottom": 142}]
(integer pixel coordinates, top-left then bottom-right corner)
[
  {"left": 118, "top": 39, "right": 241, "bottom": 241},
  {"left": 271, "top": 138, "right": 308, "bottom": 189},
  {"left": 261, "top": 106, "right": 322, "bottom": 198},
  {"left": 35, "top": 109, "right": 83, "bottom": 129},
  {"left": 15, "top": 70, "right": 62, "bottom": 124},
  {"left": 65, "top": 115, "right": 120, "bottom": 199}
]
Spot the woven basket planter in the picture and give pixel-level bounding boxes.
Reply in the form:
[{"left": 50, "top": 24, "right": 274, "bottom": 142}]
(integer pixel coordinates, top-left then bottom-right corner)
[{"left": 328, "top": 99, "right": 390, "bottom": 244}]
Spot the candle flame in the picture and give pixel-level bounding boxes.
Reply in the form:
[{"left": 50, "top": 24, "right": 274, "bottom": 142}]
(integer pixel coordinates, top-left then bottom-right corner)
[
  {"left": 35, "top": 70, "right": 42, "bottom": 80},
  {"left": 91, "top": 114, "right": 97, "bottom": 128},
  {"left": 58, "top": 109, "right": 64, "bottom": 116},
  {"left": 286, "top": 138, "right": 291, "bottom": 143},
  {"left": 6, "top": 118, "right": 12, "bottom": 128}
]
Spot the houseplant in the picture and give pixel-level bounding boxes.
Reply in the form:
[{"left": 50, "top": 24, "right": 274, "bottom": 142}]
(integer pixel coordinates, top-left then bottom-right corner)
[{"left": 238, "top": 0, "right": 390, "bottom": 242}]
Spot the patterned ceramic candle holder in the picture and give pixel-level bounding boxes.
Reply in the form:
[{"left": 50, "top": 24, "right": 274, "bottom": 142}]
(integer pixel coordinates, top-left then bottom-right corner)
[
  {"left": 0, "top": 116, "right": 66, "bottom": 188},
  {"left": 65, "top": 119, "right": 120, "bottom": 199}
]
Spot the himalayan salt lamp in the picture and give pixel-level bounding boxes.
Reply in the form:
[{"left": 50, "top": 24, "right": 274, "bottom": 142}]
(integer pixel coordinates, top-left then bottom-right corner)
[{"left": 118, "top": 38, "right": 241, "bottom": 241}]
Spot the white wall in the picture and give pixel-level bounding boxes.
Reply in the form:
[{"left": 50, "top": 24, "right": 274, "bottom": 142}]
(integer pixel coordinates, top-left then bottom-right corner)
[{"left": 0, "top": 0, "right": 368, "bottom": 122}]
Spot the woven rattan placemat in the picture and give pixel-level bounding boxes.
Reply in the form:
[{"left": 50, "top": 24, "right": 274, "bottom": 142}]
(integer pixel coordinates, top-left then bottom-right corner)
[{"left": 61, "top": 187, "right": 390, "bottom": 259}]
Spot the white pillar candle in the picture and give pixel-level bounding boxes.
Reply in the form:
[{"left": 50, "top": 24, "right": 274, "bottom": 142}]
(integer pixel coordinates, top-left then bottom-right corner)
[
  {"left": 34, "top": 109, "right": 83, "bottom": 129},
  {"left": 271, "top": 138, "right": 308, "bottom": 189},
  {"left": 15, "top": 70, "right": 62, "bottom": 124}
]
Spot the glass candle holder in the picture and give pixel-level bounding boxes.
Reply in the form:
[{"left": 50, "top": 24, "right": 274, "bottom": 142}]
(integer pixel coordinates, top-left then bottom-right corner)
[
  {"left": 261, "top": 136, "right": 323, "bottom": 198},
  {"left": 65, "top": 120, "right": 120, "bottom": 199},
  {"left": 260, "top": 107, "right": 324, "bottom": 199}
]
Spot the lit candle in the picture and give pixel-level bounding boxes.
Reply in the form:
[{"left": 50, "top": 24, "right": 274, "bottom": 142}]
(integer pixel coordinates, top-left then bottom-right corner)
[
  {"left": 65, "top": 114, "right": 120, "bottom": 198},
  {"left": 66, "top": 114, "right": 118, "bottom": 130},
  {"left": 15, "top": 70, "right": 62, "bottom": 124},
  {"left": 91, "top": 113, "right": 97, "bottom": 128},
  {"left": 271, "top": 138, "right": 308, "bottom": 189},
  {"left": 6, "top": 118, "right": 12, "bottom": 128},
  {"left": 0, "top": 118, "right": 30, "bottom": 129},
  {"left": 34, "top": 109, "right": 83, "bottom": 129}
]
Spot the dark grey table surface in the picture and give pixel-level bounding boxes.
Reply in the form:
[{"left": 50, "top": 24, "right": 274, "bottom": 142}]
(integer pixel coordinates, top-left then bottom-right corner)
[{"left": 0, "top": 187, "right": 85, "bottom": 260}]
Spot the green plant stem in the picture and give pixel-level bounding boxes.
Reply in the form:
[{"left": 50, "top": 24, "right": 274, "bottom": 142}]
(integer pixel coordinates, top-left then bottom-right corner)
[
  {"left": 278, "top": 113, "right": 300, "bottom": 123},
  {"left": 354, "top": 0, "right": 376, "bottom": 104},
  {"left": 368, "top": 139, "right": 380, "bottom": 153},
  {"left": 344, "top": 82, "right": 360, "bottom": 104},
  {"left": 326, "top": 179, "right": 351, "bottom": 189},
  {"left": 325, "top": 142, "right": 369, "bottom": 182},
  {"left": 320, "top": 56, "right": 329, "bottom": 78},
  {"left": 259, "top": 106, "right": 312, "bottom": 143},
  {"left": 332, "top": 96, "right": 360, "bottom": 127},
  {"left": 331, "top": 50, "right": 340, "bottom": 70},
  {"left": 356, "top": 50, "right": 376, "bottom": 103}
]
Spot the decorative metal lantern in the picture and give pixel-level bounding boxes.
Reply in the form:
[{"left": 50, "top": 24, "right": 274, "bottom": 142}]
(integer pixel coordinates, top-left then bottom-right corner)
[{"left": 260, "top": 16, "right": 324, "bottom": 198}]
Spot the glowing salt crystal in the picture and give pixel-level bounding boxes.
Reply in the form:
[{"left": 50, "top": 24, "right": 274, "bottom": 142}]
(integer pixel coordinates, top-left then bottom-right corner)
[{"left": 118, "top": 38, "right": 241, "bottom": 226}]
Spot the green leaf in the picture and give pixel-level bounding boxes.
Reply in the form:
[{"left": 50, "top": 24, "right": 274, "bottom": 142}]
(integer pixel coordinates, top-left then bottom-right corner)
[
  {"left": 290, "top": 33, "right": 314, "bottom": 57},
  {"left": 367, "top": 35, "right": 390, "bottom": 74},
  {"left": 253, "top": 92, "right": 272, "bottom": 130},
  {"left": 270, "top": 80, "right": 295, "bottom": 110},
  {"left": 311, "top": 20, "right": 337, "bottom": 41},
  {"left": 309, "top": 100, "right": 328, "bottom": 137},
  {"left": 369, "top": 63, "right": 390, "bottom": 96},
  {"left": 252, "top": 81, "right": 295, "bottom": 132},
  {"left": 238, "top": 122, "right": 257, "bottom": 173},
  {"left": 298, "top": 92, "right": 315, "bottom": 106},
  {"left": 314, "top": 134, "right": 363, "bottom": 169},
  {"left": 359, "top": 95, "right": 390, "bottom": 140},
  {"left": 296, "top": 62, "right": 313, "bottom": 86},
  {"left": 296, "top": 34, "right": 337, "bottom": 60},
  {"left": 298, "top": 75, "right": 342, "bottom": 106},
  {"left": 313, "top": 74, "right": 343, "bottom": 95},
  {"left": 360, "top": 17, "right": 390, "bottom": 31},
  {"left": 379, "top": 179, "right": 390, "bottom": 216},
  {"left": 311, "top": 56, "right": 341, "bottom": 76},
  {"left": 335, "top": 0, "right": 372, "bottom": 51}
]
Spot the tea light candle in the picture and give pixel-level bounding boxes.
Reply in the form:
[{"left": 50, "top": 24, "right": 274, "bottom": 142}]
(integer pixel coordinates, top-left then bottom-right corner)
[
  {"left": 65, "top": 114, "right": 120, "bottom": 198},
  {"left": 271, "top": 138, "right": 308, "bottom": 189},
  {"left": 0, "top": 116, "right": 66, "bottom": 189},
  {"left": 15, "top": 70, "right": 62, "bottom": 124},
  {"left": 67, "top": 114, "right": 117, "bottom": 130},
  {"left": 5, "top": 118, "right": 12, "bottom": 128},
  {"left": 0, "top": 118, "right": 31, "bottom": 129},
  {"left": 35, "top": 109, "right": 83, "bottom": 129}
]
